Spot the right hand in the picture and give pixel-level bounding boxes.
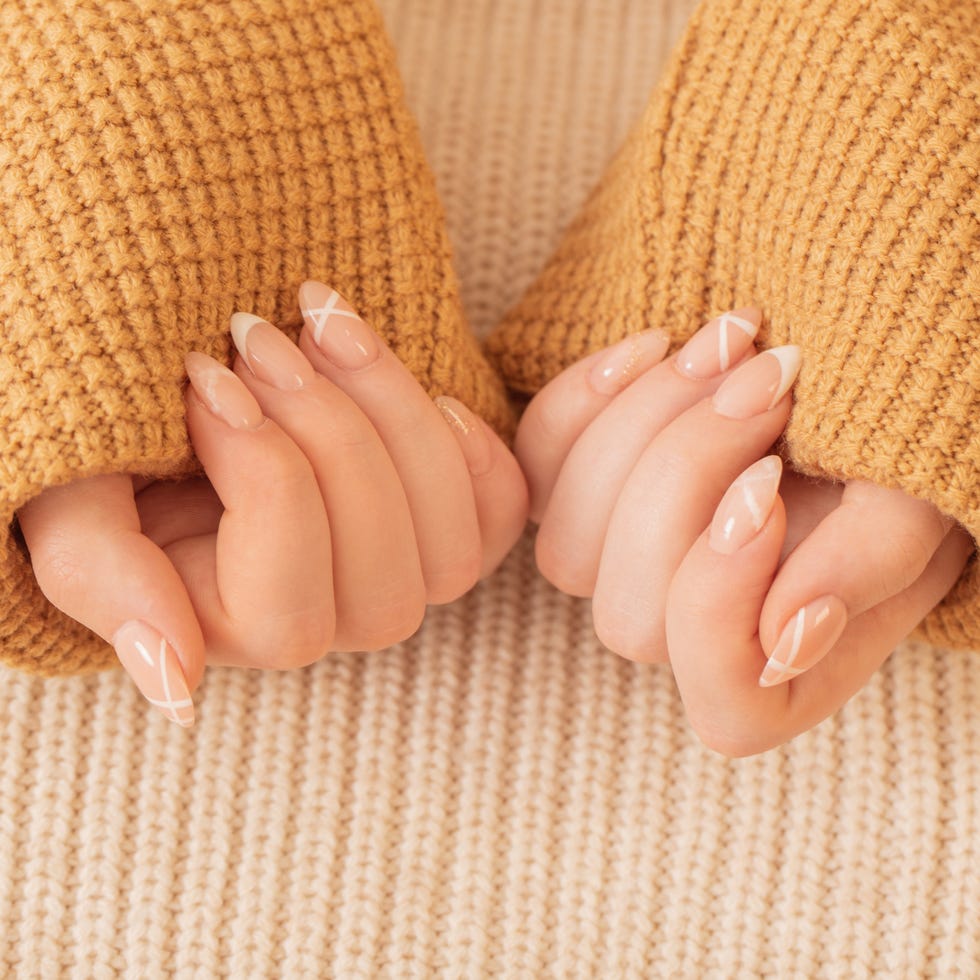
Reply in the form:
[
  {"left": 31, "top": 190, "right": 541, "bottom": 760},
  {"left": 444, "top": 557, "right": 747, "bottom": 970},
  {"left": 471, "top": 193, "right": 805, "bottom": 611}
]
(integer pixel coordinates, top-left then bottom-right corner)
[{"left": 17, "top": 280, "right": 528, "bottom": 727}]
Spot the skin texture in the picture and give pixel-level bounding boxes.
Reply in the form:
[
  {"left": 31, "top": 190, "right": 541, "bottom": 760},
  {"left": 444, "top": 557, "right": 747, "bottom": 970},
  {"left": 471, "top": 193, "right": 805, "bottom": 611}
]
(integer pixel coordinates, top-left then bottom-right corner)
[
  {"left": 16, "top": 298, "right": 972, "bottom": 752},
  {"left": 516, "top": 310, "right": 973, "bottom": 755},
  {"left": 17, "top": 284, "right": 529, "bottom": 705}
]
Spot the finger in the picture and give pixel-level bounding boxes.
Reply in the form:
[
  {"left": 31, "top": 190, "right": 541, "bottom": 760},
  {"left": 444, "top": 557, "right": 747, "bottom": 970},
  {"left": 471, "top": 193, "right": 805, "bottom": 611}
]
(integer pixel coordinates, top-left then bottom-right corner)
[
  {"left": 17, "top": 474, "right": 205, "bottom": 727},
  {"left": 514, "top": 328, "right": 671, "bottom": 520},
  {"left": 434, "top": 396, "right": 530, "bottom": 577},
  {"left": 297, "top": 280, "right": 481, "bottom": 604},
  {"left": 181, "top": 351, "right": 335, "bottom": 668},
  {"left": 591, "top": 346, "right": 800, "bottom": 663},
  {"left": 533, "top": 309, "right": 761, "bottom": 596},
  {"left": 228, "top": 313, "right": 425, "bottom": 651},
  {"left": 756, "top": 479, "right": 956, "bottom": 681},
  {"left": 667, "top": 460, "right": 974, "bottom": 756}
]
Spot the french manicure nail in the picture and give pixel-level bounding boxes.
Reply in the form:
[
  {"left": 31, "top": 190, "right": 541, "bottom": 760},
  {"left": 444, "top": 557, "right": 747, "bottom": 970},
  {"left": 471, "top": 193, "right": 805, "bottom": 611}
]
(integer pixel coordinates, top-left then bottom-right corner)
[
  {"left": 185, "top": 351, "right": 264, "bottom": 430},
  {"left": 712, "top": 345, "right": 802, "bottom": 419},
  {"left": 230, "top": 312, "right": 316, "bottom": 391},
  {"left": 587, "top": 329, "right": 671, "bottom": 395},
  {"left": 435, "top": 395, "right": 493, "bottom": 476},
  {"left": 675, "top": 308, "right": 761, "bottom": 379},
  {"left": 112, "top": 620, "right": 195, "bottom": 727},
  {"left": 758, "top": 595, "right": 848, "bottom": 687},
  {"left": 298, "top": 279, "right": 380, "bottom": 371},
  {"left": 709, "top": 455, "right": 782, "bottom": 554}
]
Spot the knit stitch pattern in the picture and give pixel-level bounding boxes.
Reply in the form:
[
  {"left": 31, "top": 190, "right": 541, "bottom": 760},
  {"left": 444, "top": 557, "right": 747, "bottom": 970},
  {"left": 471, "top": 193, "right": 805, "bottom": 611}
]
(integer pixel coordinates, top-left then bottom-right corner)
[
  {"left": 485, "top": 0, "right": 980, "bottom": 650},
  {"left": 1, "top": 0, "right": 978, "bottom": 974},
  {"left": 0, "top": 0, "right": 512, "bottom": 675}
]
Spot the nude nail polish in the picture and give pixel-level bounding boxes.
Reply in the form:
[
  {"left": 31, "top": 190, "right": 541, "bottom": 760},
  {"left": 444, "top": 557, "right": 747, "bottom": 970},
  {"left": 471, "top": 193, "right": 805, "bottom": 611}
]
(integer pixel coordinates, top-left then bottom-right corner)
[
  {"left": 709, "top": 455, "right": 783, "bottom": 554},
  {"left": 712, "top": 345, "right": 802, "bottom": 419},
  {"left": 230, "top": 312, "right": 315, "bottom": 391},
  {"left": 435, "top": 395, "right": 493, "bottom": 476},
  {"left": 185, "top": 351, "right": 264, "bottom": 430},
  {"left": 298, "top": 280, "right": 380, "bottom": 370},
  {"left": 675, "top": 308, "right": 761, "bottom": 379},
  {"left": 758, "top": 595, "right": 848, "bottom": 687},
  {"left": 112, "top": 620, "right": 195, "bottom": 727},
  {"left": 587, "top": 329, "right": 671, "bottom": 395}
]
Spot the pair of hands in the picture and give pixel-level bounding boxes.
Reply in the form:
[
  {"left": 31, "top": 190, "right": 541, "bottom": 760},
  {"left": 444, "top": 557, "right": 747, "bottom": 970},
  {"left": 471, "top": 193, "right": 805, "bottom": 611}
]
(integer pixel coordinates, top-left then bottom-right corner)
[{"left": 17, "top": 286, "right": 972, "bottom": 753}]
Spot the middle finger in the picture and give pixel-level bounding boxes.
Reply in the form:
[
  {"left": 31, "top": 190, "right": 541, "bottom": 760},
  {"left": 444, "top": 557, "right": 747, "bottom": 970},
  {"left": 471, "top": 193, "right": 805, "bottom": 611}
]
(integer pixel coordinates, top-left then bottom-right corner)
[{"left": 230, "top": 313, "right": 427, "bottom": 652}]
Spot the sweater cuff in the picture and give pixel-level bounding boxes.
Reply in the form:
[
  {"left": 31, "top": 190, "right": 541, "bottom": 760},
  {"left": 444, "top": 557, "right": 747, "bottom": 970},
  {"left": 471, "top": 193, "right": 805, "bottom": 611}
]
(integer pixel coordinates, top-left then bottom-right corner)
[
  {"left": 0, "top": 0, "right": 512, "bottom": 675},
  {"left": 485, "top": 0, "right": 980, "bottom": 649}
]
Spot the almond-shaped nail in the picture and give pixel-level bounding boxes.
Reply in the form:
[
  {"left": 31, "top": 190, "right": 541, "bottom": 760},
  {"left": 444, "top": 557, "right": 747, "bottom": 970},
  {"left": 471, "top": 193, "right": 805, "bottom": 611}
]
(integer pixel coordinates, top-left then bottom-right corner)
[
  {"left": 112, "top": 620, "right": 195, "bottom": 727},
  {"left": 185, "top": 351, "right": 264, "bottom": 429},
  {"left": 675, "top": 308, "right": 761, "bottom": 379},
  {"left": 230, "top": 312, "right": 316, "bottom": 391},
  {"left": 298, "top": 279, "right": 381, "bottom": 371},
  {"left": 709, "top": 455, "right": 783, "bottom": 554},
  {"left": 712, "top": 345, "right": 802, "bottom": 419},
  {"left": 435, "top": 395, "right": 493, "bottom": 476},
  {"left": 587, "top": 329, "right": 671, "bottom": 395},
  {"left": 758, "top": 595, "right": 848, "bottom": 687}
]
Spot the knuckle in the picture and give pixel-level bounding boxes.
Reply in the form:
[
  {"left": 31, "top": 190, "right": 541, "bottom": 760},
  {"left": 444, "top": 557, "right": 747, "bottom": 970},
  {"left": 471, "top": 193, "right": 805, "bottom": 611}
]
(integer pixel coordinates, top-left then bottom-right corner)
[
  {"left": 424, "top": 545, "right": 483, "bottom": 606},
  {"left": 345, "top": 593, "right": 427, "bottom": 652},
  {"left": 534, "top": 525, "right": 596, "bottom": 598},
  {"left": 28, "top": 530, "right": 95, "bottom": 608},
  {"left": 878, "top": 523, "right": 935, "bottom": 595},
  {"left": 524, "top": 389, "right": 573, "bottom": 448},
  {"left": 686, "top": 713, "right": 773, "bottom": 758},
  {"left": 256, "top": 608, "right": 336, "bottom": 670},
  {"left": 591, "top": 595, "right": 667, "bottom": 663}
]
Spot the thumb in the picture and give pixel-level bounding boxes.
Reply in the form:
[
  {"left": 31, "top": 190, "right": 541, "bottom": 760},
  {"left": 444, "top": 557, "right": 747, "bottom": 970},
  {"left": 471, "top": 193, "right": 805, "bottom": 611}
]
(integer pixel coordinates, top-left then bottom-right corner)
[{"left": 17, "top": 473, "right": 205, "bottom": 727}]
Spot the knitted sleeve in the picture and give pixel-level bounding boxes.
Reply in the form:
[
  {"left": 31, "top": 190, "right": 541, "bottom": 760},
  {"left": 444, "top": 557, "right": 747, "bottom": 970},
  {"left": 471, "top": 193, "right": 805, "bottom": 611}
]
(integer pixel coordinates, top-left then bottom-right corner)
[
  {"left": 0, "top": 0, "right": 512, "bottom": 676},
  {"left": 485, "top": 0, "right": 980, "bottom": 650}
]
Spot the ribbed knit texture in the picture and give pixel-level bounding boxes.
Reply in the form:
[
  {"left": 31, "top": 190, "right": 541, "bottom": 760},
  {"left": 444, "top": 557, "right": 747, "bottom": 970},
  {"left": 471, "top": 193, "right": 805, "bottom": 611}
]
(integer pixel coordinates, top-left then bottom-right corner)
[
  {"left": 0, "top": 0, "right": 512, "bottom": 676},
  {"left": 486, "top": 0, "right": 980, "bottom": 651},
  {"left": 1, "top": 0, "right": 979, "bottom": 975}
]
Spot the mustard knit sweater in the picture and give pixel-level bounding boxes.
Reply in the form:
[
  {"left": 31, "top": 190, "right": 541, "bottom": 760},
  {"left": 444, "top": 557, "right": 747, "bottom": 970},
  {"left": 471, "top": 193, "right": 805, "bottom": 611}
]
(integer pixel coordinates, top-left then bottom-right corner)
[{"left": 0, "top": 0, "right": 977, "bottom": 674}]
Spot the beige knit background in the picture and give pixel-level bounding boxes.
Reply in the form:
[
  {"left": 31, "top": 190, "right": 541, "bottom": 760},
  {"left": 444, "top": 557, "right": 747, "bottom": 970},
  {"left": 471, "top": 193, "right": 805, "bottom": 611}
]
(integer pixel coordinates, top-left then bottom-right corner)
[{"left": 2, "top": 0, "right": 979, "bottom": 976}]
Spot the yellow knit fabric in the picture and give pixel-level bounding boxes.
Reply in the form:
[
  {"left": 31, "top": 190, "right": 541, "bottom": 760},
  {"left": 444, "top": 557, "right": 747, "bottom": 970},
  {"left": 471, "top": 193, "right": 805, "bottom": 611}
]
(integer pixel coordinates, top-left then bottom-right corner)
[
  {"left": 486, "top": 0, "right": 980, "bottom": 650},
  {"left": 2, "top": 3, "right": 979, "bottom": 974},
  {"left": 0, "top": 0, "right": 513, "bottom": 675}
]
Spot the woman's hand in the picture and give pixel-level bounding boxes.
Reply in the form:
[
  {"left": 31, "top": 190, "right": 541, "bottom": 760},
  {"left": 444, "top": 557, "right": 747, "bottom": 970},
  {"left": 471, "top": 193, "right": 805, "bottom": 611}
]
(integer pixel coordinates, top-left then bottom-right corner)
[
  {"left": 17, "top": 281, "right": 528, "bottom": 726},
  {"left": 517, "top": 309, "right": 973, "bottom": 755}
]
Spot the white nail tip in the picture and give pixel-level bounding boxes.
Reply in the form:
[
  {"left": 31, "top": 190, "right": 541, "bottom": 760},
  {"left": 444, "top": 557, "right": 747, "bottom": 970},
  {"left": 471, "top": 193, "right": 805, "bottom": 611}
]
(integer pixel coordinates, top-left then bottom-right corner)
[
  {"left": 230, "top": 312, "right": 266, "bottom": 359},
  {"left": 765, "top": 345, "right": 802, "bottom": 409}
]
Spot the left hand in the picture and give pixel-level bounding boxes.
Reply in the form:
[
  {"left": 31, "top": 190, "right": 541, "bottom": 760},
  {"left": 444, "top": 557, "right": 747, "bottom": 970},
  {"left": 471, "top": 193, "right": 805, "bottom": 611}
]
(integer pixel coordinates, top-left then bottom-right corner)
[{"left": 517, "top": 310, "right": 974, "bottom": 755}]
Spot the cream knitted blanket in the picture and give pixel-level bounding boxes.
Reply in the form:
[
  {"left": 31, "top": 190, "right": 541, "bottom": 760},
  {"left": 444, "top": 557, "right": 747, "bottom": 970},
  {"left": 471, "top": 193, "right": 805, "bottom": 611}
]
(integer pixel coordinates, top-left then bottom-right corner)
[{"left": 1, "top": 0, "right": 978, "bottom": 975}]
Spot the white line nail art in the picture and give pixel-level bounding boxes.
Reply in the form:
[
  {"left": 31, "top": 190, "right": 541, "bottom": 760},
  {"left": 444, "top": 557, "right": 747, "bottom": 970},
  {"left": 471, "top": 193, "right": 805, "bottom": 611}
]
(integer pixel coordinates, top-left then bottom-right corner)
[
  {"left": 765, "top": 345, "right": 803, "bottom": 409},
  {"left": 304, "top": 289, "right": 361, "bottom": 347},
  {"left": 717, "top": 313, "right": 758, "bottom": 372}
]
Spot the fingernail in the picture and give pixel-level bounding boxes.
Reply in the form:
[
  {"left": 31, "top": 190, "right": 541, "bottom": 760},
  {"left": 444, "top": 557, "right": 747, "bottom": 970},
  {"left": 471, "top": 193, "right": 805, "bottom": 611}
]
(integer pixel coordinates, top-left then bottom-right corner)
[
  {"left": 587, "top": 329, "right": 671, "bottom": 395},
  {"left": 185, "top": 351, "right": 264, "bottom": 430},
  {"left": 112, "top": 620, "right": 195, "bottom": 727},
  {"left": 298, "top": 280, "right": 380, "bottom": 371},
  {"left": 758, "top": 595, "right": 848, "bottom": 687},
  {"left": 230, "top": 312, "right": 316, "bottom": 391},
  {"left": 435, "top": 396, "right": 493, "bottom": 476},
  {"left": 712, "top": 345, "right": 802, "bottom": 419},
  {"left": 675, "top": 308, "right": 761, "bottom": 379},
  {"left": 709, "top": 455, "right": 782, "bottom": 555}
]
